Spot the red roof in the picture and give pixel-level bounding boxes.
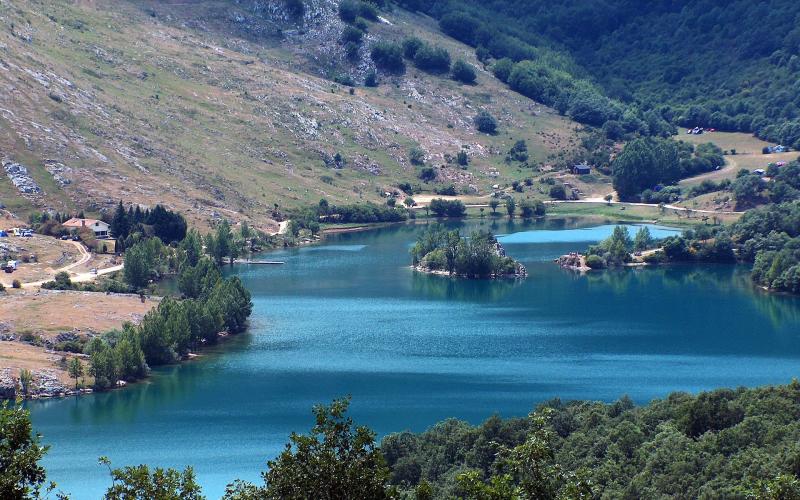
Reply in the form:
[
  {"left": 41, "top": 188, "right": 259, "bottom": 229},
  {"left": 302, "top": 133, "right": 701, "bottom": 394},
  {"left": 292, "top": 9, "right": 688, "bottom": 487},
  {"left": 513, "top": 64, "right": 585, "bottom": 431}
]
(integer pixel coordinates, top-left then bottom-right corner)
[{"left": 62, "top": 218, "right": 106, "bottom": 228}]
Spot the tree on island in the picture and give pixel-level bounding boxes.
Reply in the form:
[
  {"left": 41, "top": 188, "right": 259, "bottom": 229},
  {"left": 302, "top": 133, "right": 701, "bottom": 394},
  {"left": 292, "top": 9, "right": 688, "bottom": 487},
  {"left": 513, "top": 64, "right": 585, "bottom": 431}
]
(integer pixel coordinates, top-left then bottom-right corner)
[
  {"left": 489, "top": 198, "right": 500, "bottom": 215},
  {"left": 411, "top": 225, "right": 524, "bottom": 278}
]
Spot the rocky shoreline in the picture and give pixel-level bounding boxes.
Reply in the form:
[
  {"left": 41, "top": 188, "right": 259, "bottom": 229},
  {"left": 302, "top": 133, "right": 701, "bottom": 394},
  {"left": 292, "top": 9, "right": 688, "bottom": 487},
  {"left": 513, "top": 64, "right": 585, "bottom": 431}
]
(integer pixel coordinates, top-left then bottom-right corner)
[
  {"left": 0, "top": 367, "right": 86, "bottom": 400},
  {"left": 555, "top": 252, "right": 591, "bottom": 272}
]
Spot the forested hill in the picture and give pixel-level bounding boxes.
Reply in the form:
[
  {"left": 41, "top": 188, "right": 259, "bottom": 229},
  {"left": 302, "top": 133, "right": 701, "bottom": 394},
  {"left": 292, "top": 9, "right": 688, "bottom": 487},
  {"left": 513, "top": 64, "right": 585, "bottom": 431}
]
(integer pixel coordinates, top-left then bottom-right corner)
[{"left": 401, "top": 0, "right": 800, "bottom": 147}]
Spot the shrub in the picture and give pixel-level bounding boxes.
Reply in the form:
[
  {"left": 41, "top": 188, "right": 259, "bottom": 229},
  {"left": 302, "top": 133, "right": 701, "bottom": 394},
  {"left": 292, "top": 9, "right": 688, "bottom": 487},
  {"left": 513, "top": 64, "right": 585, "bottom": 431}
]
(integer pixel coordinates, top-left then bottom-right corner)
[
  {"left": 413, "top": 44, "right": 451, "bottom": 73},
  {"left": 492, "top": 58, "right": 514, "bottom": 82},
  {"left": 451, "top": 59, "right": 477, "bottom": 84},
  {"left": 344, "top": 41, "right": 361, "bottom": 61},
  {"left": 403, "top": 37, "right": 424, "bottom": 59},
  {"left": 371, "top": 42, "right": 405, "bottom": 74},
  {"left": 341, "top": 26, "right": 364, "bottom": 44},
  {"left": 549, "top": 184, "right": 568, "bottom": 200},
  {"left": 643, "top": 251, "right": 666, "bottom": 264},
  {"left": 473, "top": 110, "right": 497, "bottom": 134},
  {"left": 438, "top": 12, "right": 482, "bottom": 45},
  {"left": 409, "top": 147, "right": 426, "bottom": 166},
  {"left": 0, "top": 282, "right": 4, "bottom": 292},
  {"left": 429, "top": 199, "right": 466, "bottom": 217},
  {"left": 11, "top": 279, "right": 21, "bottom": 289},
  {"left": 285, "top": 0, "right": 305, "bottom": 17},
  {"left": 457, "top": 151, "right": 469, "bottom": 166},
  {"left": 418, "top": 167, "right": 436, "bottom": 182},
  {"left": 585, "top": 254, "right": 605, "bottom": 269},
  {"left": 338, "top": 0, "right": 360, "bottom": 22},
  {"left": 364, "top": 70, "right": 377, "bottom": 87}
]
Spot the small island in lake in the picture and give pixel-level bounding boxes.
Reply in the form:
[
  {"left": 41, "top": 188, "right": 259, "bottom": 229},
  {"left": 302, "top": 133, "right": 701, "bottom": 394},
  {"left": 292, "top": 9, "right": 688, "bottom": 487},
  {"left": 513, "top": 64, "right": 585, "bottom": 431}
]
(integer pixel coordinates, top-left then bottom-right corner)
[{"left": 411, "top": 224, "right": 527, "bottom": 279}]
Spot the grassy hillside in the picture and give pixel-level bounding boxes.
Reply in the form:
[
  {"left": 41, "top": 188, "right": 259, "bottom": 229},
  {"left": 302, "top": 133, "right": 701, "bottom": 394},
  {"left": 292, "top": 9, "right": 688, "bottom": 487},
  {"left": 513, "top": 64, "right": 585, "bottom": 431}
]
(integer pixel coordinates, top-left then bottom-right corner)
[{"left": 0, "top": 0, "right": 585, "bottom": 230}]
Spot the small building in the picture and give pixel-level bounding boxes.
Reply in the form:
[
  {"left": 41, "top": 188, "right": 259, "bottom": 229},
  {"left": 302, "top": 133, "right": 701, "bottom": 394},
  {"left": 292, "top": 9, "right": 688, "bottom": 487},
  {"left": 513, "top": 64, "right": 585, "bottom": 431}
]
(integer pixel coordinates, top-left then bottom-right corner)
[
  {"left": 572, "top": 164, "right": 591, "bottom": 175},
  {"left": 62, "top": 218, "right": 110, "bottom": 238}
]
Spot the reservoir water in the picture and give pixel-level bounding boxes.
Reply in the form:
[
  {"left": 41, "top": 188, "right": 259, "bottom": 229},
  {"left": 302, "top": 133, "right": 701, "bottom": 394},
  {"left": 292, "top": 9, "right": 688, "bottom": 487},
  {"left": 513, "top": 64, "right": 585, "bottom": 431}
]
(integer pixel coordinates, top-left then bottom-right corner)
[{"left": 27, "top": 218, "right": 800, "bottom": 498}]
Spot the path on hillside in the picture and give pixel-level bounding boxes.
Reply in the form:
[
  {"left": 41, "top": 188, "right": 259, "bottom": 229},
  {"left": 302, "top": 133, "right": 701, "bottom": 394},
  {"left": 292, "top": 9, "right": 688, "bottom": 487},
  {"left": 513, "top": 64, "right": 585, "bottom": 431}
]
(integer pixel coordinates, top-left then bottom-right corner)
[
  {"left": 678, "top": 157, "right": 739, "bottom": 186},
  {"left": 12, "top": 241, "right": 123, "bottom": 288}
]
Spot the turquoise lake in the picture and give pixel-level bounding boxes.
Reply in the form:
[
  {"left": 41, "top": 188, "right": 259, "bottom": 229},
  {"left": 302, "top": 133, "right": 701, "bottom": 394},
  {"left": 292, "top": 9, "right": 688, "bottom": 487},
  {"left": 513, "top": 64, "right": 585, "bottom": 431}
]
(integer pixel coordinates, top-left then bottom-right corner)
[{"left": 27, "top": 218, "right": 800, "bottom": 498}]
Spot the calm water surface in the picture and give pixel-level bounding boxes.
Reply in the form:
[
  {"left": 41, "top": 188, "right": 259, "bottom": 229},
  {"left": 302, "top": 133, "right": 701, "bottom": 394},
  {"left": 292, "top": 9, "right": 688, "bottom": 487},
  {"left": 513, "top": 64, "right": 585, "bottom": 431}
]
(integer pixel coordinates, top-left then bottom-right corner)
[{"left": 28, "top": 218, "right": 800, "bottom": 498}]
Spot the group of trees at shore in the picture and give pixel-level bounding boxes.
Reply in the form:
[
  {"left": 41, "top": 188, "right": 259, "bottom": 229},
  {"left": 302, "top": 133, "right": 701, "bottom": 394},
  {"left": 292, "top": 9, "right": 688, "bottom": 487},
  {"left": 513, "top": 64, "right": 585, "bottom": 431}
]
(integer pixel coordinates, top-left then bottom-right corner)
[
  {"left": 585, "top": 201, "right": 800, "bottom": 294},
  {"left": 85, "top": 221, "right": 252, "bottom": 390},
  {"left": 611, "top": 138, "right": 725, "bottom": 201},
  {"left": 289, "top": 199, "right": 409, "bottom": 236},
  {"left": 7, "top": 382, "right": 800, "bottom": 498},
  {"left": 411, "top": 225, "right": 524, "bottom": 278},
  {"left": 35, "top": 207, "right": 255, "bottom": 392}
]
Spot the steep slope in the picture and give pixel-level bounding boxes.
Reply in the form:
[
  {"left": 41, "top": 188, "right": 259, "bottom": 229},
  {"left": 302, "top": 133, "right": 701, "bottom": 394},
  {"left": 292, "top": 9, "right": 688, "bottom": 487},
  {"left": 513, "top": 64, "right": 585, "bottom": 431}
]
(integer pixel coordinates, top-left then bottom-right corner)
[
  {"left": 397, "top": 0, "right": 800, "bottom": 146},
  {"left": 0, "top": 0, "right": 583, "bottom": 230}
]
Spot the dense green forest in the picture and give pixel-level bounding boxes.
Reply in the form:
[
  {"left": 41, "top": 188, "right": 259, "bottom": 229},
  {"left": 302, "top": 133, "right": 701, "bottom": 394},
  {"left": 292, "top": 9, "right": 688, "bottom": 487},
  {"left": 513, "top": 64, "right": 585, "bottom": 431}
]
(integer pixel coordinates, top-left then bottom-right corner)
[
  {"left": 392, "top": 0, "right": 800, "bottom": 147},
  {"left": 6, "top": 384, "right": 800, "bottom": 498}
]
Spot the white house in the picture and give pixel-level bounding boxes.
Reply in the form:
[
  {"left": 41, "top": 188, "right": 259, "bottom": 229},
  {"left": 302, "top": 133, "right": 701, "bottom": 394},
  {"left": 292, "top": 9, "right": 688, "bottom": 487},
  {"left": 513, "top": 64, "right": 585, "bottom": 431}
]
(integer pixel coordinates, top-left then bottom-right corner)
[{"left": 62, "top": 218, "right": 110, "bottom": 238}]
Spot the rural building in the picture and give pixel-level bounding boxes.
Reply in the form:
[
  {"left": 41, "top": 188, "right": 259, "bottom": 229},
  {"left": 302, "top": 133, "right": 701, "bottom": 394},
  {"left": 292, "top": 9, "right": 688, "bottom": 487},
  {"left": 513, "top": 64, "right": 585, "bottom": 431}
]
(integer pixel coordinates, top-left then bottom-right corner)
[
  {"left": 573, "top": 164, "right": 591, "bottom": 175},
  {"left": 63, "top": 218, "right": 110, "bottom": 238}
]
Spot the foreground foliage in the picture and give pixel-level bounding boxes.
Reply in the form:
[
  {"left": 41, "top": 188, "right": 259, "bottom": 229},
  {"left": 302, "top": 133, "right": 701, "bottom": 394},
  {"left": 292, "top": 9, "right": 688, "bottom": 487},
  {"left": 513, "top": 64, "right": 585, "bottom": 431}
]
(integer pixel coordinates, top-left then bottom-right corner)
[
  {"left": 223, "top": 397, "right": 392, "bottom": 500},
  {"left": 0, "top": 402, "right": 53, "bottom": 499},
  {"left": 382, "top": 382, "right": 800, "bottom": 499},
  {"left": 8, "top": 384, "right": 800, "bottom": 498}
]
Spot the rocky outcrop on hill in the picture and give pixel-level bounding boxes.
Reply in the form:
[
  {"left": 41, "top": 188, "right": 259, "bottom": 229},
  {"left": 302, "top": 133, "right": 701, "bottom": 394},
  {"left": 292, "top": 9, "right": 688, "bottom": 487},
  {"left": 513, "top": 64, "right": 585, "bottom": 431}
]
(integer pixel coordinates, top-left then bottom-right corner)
[
  {"left": 3, "top": 160, "right": 42, "bottom": 195},
  {"left": 0, "top": 369, "right": 16, "bottom": 399},
  {"left": 44, "top": 160, "right": 73, "bottom": 186}
]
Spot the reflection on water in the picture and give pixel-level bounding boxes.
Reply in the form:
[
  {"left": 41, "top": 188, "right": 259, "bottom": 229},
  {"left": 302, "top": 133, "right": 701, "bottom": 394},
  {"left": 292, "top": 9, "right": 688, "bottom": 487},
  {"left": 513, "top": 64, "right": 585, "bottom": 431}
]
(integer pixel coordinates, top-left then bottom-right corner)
[{"left": 410, "top": 270, "right": 523, "bottom": 302}]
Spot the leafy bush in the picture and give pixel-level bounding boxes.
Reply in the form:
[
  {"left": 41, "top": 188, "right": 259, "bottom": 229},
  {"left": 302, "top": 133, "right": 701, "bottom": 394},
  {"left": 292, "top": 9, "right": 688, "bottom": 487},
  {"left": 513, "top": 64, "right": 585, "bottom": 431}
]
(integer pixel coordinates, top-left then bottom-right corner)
[
  {"left": 413, "top": 44, "right": 451, "bottom": 73},
  {"left": 402, "top": 37, "right": 424, "bottom": 59},
  {"left": 491, "top": 58, "right": 514, "bottom": 82},
  {"left": 549, "top": 184, "right": 567, "bottom": 200},
  {"left": 585, "top": 254, "right": 605, "bottom": 269},
  {"left": 418, "top": 167, "right": 436, "bottom": 182},
  {"left": 408, "top": 147, "right": 426, "bottom": 166},
  {"left": 284, "top": 0, "right": 304, "bottom": 17},
  {"left": 428, "top": 199, "right": 466, "bottom": 217},
  {"left": 451, "top": 59, "right": 477, "bottom": 84},
  {"left": 341, "top": 26, "right": 364, "bottom": 44},
  {"left": 338, "top": 0, "right": 376, "bottom": 22},
  {"left": 473, "top": 110, "right": 497, "bottom": 134},
  {"left": 370, "top": 42, "right": 405, "bottom": 74},
  {"left": 11, "top": 280, "right": 21, "bottom": 289}
]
